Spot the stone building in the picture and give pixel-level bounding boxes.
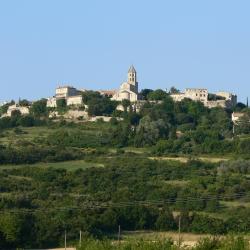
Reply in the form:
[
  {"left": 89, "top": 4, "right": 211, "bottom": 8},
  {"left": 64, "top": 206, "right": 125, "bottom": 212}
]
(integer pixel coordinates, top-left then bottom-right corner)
[
  {"left": 66, "top": 95, "right": 83, "bottom": 106},
  {"left": 111, "top": 65, "right": 139, "bottom": 102},
  {"left": 170, "top": 88, "right": 237, "bottom": 109},
  {"left": 55, "top": 86, "right": 80, "bottom": 99},
  {"left": 47, "top": 86, "right": 83, "bottom": 108},
  {"left": 6, "top": 104, "right": 30, "bottom": 117}
]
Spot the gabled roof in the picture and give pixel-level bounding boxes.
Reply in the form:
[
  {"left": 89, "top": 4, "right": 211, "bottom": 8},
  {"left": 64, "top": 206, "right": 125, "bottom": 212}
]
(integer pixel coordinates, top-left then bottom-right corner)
[{"left": 128, "top": 65, "right": 136, "bottom": 73}]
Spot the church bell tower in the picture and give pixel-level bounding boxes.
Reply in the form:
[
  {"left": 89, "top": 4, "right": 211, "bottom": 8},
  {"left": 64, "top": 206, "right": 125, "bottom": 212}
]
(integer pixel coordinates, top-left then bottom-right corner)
[{"left": 128, "top": 65, "right": 138, "bottom": 93}]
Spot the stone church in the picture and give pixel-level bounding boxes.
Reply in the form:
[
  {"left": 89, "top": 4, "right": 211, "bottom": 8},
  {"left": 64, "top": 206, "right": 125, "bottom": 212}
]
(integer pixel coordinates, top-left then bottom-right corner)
[{"left": 111, "top": 65, "right": 139, "bottom": 102}]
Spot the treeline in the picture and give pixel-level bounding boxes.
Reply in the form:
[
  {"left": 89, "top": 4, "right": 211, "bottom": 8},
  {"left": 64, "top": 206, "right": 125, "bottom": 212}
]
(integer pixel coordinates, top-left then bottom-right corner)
[
  {"left": 107, "top": 95, "right": 250, "bottom": 156},
  {"left": 0, "top": 115, "right": 46, "bottom": 129},
  {"left": 0, "top": 144, "right": 83, "bottom": 164}
]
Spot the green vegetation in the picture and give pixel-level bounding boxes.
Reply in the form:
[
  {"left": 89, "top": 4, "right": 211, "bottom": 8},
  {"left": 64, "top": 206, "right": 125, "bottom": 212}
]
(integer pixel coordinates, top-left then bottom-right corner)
[
  {"left": 0, "top": 156, "right": 249, "bottom": 248},
  {"left": 82, "top": 90, "right": 117, "bottom": 116},
  {"left": 0, "top": 91, "right": 250, "bottom": 248},
  {"left": 76, "top": 236, "right": 249, "bottom": 250}
]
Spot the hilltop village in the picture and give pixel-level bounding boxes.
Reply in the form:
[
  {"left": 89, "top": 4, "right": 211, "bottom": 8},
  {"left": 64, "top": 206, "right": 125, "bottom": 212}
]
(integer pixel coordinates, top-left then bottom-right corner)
[{"left": 0, "top": 66, "right": 241, "bottom": 123}]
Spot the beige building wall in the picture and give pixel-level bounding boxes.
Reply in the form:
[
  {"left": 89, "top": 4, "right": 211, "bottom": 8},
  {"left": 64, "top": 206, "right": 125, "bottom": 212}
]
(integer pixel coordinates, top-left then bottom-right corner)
[
  {"left": 56, "top": 86, "right": 79, "bottom": 98},
  {"left": 6, "top": 104, "right": 30, "bottom": 116},
  {"left": 170, "top": 93, "right": 186, "bottom": 102},
  {"left": 185, "top": 88, "right": 208, "bottom": 102},
  {"left": 66, "top": 95, "right": 83, "bottom": 106}
]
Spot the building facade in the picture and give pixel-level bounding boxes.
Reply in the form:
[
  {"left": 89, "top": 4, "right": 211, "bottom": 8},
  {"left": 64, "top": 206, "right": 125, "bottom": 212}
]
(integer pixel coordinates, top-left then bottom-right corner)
[
  {"left": 66, "top": 95, "right": 83, "bottom": 106},
  {"left": 47, "top": 86, "right": 83, "bottom": 108},
  {"left": 170, "top": 88, "right": 237, "bottom": 109},
  {"left": 55, "top": 86, "right": 80, "bottom": 99},
  {"left": 6, "top": 104, "right": 30, "bottom": 117},
  {"left": 111, "top": 65, "right": 139, "bottom": 102}
]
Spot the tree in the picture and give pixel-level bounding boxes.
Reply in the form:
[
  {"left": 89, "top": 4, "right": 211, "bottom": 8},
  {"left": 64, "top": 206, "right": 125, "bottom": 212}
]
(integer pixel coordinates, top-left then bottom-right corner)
[
  {"left": 0, "top": 213, "right": 26, "bottom": 248},
  {"left": 169, "top": 86, "right": 180, "bottom": 94},
  {"left": 134, "top": 115, "right": 169, "bottom": 146},
  {"left": 127, "top": 112, "right": 141, "bottom": 126},
  {"left": 155, "top": 207, "right": 176, "bottom": 230},
  {"left": 0, "top": 101, "right": 15, "bottom": 116},
  {"left": 140, "top": 89, "right": 153, "bottom": 100},
  {"left": 88, "top": 98, "right": 116, "bottom": 116},
  {"left": 18, "top": 115, "right": 35, "bottom": 127},
  {"left": 121, "top": 99, "right": 131, "bottom": 112},
  {"left": 19, "top": 99, "right": 30, "bottom": 107},
  {"left": 234, "top": 102, "right": 247, "bottom": 111},
  {"left": 82, "top": 91, "right": 102, "bottom": 105},
  {"left": 111, "top": 122, "right": 132, "bottom": 147},
  {"left": 30, "top": 99, "right": 47, "bottom": 117},
  {"left": 147, "top": 89, "right": 168, "bottom": 101},
  {"left": 238, "top": 139, "right": 250, "bottom": 154},
  {"left": 56, "top": 98, "right": 67, "bottom": 110}
]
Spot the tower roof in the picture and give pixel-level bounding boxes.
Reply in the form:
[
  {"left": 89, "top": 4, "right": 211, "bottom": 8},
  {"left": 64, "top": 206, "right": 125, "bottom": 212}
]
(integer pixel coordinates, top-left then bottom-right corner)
[{"left": 128, "top": 65, "right": 136, "bottom": 73}]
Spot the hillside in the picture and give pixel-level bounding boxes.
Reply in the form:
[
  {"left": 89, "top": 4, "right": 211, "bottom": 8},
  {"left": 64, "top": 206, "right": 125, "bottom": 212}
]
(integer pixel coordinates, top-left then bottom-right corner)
[{"left": 0, "top": 92, "right": 250, "bottom": 249}]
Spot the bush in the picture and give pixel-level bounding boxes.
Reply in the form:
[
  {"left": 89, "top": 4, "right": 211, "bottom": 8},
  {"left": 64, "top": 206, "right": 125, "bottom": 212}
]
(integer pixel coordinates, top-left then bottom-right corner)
[
  {"left": 190, "top": 214, "right": 226, "bottom": 234},
  {"left": 18, "top": 115, "right": 34, "bottom": 127}
]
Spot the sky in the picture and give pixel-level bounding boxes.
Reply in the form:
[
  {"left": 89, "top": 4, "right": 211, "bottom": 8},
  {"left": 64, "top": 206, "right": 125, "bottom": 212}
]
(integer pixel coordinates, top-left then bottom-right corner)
[{"left": 0, "top": 0, "right": 250, "bottom": 103}]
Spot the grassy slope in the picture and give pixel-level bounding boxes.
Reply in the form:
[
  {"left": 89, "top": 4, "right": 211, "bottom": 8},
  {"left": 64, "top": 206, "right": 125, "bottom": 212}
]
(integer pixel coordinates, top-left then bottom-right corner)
[{"left": 0, "top": 160, "right": 104, "bottom": 171}]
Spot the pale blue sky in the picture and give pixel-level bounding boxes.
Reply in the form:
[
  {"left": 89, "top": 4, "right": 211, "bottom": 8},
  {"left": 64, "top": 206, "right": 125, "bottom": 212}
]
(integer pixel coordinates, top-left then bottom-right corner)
[{"left": 0, "top": 0, "right": 249, "bottom": 102}]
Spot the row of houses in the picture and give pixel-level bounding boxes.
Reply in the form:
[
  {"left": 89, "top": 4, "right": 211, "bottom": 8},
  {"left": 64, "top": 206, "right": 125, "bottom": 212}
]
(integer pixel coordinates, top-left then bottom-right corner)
[{"left": 170, "top": 89, "right": 237, "bottom": 109}]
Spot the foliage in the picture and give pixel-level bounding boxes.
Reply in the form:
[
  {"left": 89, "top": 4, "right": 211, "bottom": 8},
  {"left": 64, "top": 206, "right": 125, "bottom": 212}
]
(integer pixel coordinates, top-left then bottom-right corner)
[
  {"left": 135, "top": 116, "right": 169, "bottom": 146},
  {"left": 56, "top": 98, "right": 67, "bottom": 110},
  {"left": 30, "top": 99, "right": 48, "bottom": 117},
  {"left": 82, "top": 91, "right": 117, "bottom": 116},
  {"left": 169, "top": 86, "right": 180, "bottom": 94},
  {"left": 139, "top": 88, "right": 153, "bottom": 100},
  {"left": 147, "top": 89, "right": 169, "bottom": 100},
  {"left": 0, "top": 101, "right": 15, "bottom": 116},
  {"left": 18, "top": 99, "right": 30, "bottom": 107}
]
